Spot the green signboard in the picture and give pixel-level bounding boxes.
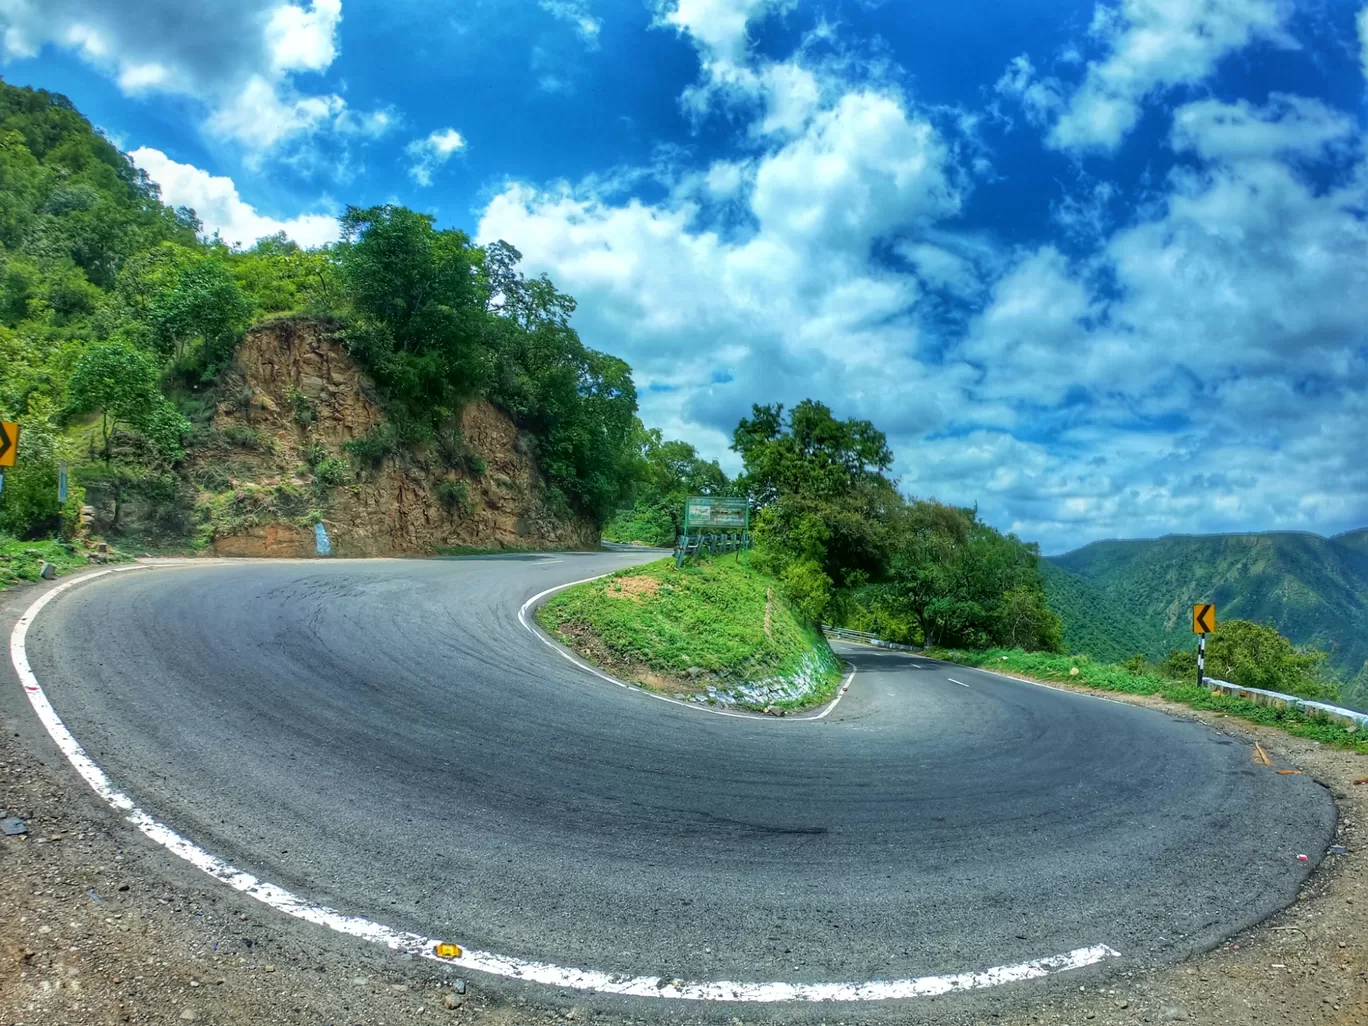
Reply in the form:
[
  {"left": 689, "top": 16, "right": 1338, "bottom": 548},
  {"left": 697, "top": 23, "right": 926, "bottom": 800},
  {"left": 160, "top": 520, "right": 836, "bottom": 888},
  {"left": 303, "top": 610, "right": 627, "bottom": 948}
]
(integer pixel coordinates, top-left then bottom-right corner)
[{"left": 684, "top": 495, "right": 749, "bottom": 532}]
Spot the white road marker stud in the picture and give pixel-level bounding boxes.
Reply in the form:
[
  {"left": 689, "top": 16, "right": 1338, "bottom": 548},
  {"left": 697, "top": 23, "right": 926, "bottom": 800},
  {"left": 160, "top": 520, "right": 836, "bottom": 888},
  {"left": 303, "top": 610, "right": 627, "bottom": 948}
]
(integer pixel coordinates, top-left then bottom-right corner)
[
  {"left": 12, "top": 565, "right": 1121, "bottom": 1002},
  {"left": 947, "top": 678, "right": 970, "bottom": 688}
]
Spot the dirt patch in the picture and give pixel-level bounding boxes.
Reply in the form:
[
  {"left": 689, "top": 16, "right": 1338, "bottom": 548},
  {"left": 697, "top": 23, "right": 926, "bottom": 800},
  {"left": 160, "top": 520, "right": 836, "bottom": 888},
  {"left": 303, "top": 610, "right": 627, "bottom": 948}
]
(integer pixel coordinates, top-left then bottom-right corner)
[{"left": 604, "top": 576, "right": 661, "bottom": 602}]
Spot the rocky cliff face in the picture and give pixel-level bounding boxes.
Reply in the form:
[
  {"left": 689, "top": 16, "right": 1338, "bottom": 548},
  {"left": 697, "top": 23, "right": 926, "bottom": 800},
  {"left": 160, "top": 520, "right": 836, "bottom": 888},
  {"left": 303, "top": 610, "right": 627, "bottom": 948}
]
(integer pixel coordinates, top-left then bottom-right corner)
[{"left": 199, "top": 318, "right": 598, "bottom": 558}]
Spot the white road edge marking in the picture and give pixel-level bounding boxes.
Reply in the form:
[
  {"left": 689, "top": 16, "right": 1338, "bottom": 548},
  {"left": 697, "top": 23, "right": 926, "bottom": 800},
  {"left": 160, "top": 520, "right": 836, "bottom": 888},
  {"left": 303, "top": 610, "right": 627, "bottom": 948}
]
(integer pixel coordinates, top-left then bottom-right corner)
[
  {"left": 947, "top": 678, "right": 970, "bottom": 688},
  {"left": 11, "top": 565, "right": 1120, "bottom": 1002}
]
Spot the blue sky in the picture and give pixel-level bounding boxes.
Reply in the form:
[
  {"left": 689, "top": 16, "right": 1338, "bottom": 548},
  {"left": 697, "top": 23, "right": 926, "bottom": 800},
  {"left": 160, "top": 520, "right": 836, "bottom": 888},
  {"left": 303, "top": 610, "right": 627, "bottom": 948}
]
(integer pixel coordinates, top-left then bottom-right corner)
[{"left": 4, "top": 0, "right": 1368, "bottom": 553}]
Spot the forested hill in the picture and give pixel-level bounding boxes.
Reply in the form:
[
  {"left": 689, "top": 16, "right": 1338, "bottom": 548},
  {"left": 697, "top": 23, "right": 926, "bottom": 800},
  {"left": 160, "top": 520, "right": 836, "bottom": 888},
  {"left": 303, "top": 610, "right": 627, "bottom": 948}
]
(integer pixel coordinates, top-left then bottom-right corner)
[
  {"left": 0, "top": 78, "right": 646, "bottom": 552},
  {"left": 1048, "top": 530, "right": 1368, "bottom": 680},
  {"left": 1037, "top": 561, "right": 1168, "bottom": 664}
]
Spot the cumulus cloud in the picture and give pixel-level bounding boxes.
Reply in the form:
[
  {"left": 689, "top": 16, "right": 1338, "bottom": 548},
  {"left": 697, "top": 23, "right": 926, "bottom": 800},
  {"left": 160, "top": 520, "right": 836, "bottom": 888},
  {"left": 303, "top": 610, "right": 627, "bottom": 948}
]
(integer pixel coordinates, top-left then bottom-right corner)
[
  {"left": 540, "top": 0, "right": 601, "bottom": 45},
  {"left": 1360, "top": 5, "right": 1368, "bottom": 82},
  {"left": 406, "top": 128, "right": 467, "bottom": 186},
  {"left": 130, "top": 147, "right": 340, "bottom": 249},
  {"left": 994, "top": 0, "right": 1297, "bottom": 154},
  {"left": 0, "top": 0, "right": 389, "bottom": 155},
  {"left": 477, "top": 71, "right": 1368, "bottom": 551},
  {"left": 994, "top": 55, "right": 1063, "bottom": 127}
]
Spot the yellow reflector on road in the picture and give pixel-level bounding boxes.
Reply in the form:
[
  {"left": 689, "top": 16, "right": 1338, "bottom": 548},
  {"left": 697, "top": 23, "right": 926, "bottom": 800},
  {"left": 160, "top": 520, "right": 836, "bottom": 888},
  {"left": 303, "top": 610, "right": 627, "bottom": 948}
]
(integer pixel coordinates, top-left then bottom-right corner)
[{"left": 434, "top": 943, "right": 462, "bottom": 959}]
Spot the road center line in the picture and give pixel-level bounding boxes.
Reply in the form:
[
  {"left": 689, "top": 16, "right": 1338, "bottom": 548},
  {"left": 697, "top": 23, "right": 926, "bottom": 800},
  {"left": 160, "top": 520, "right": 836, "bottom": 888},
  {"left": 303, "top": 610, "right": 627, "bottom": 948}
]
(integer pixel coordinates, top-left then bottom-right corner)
[
  {"left": 11, "top": 563, "right": 1121, "bottom": 1002},
  {"left": 947, "top": 677, "right": 970, "bottom": 687}
]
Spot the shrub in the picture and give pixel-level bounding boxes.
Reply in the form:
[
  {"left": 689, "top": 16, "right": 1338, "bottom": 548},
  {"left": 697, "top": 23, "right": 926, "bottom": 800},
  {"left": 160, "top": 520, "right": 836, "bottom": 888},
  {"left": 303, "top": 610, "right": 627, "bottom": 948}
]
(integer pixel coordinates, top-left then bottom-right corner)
[
  {"left": 1160, "top": 619, "right": 1338, "bottom": 701},
  {"left": 222, "top": 425, "right": 266, "bottom": 450},
  {"left": 284, "top": 384, "right": 315, "bottom": 425},
  {"left": 436, "top": 480, "right": 472, "bottom": 516},
  {"left": 303, "top": 440, "right": 330, "bottom": 468},
  {"left": 343, "top": 424, "right": 400, "bottom": 471},
  {"left": 467, "top": 454, "right": 486, "bottom": 477},
  {"left": 313, "top": 456, "right": 350, "bottom": 488}
]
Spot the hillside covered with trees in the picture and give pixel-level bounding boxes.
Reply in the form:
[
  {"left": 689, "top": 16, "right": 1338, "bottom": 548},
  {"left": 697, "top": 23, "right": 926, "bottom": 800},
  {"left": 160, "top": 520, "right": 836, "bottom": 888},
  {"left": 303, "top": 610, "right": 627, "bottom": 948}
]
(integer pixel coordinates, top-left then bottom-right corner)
[
  {"left": 1049, "top": 531, "right": 1368, "bottom": 683},
  {"left": 0, "top": 79, "right": 647, "bottom": 551}
]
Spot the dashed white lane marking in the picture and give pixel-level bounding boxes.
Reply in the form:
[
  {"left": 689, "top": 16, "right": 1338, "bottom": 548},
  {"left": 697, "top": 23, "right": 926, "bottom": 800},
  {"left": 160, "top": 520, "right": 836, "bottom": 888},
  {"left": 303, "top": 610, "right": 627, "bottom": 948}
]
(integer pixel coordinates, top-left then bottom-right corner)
[
  {"left": 947, "top": 678, "right": 970, "bottom": 688},
  {"left": 12, "top": 565, "right": 1120, "bottom": 1002}
]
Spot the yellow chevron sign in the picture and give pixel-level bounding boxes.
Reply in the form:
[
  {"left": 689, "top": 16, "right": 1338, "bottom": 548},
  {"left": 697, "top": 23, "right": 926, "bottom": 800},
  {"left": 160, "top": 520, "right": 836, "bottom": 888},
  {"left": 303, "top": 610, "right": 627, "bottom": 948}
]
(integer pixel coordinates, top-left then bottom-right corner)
[
  {"left": 0, "top": 421, "right": 17, "bottom": 468},
  {"left": 1192, "top": 604, "right": 1215, "bottom": 634}
]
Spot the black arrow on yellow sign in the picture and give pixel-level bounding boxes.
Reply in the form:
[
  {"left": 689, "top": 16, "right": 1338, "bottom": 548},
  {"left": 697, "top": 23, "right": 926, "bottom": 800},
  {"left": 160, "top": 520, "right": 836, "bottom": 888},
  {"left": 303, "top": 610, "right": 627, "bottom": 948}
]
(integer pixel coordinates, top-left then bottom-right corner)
[
  {"left": 0, "top": 420, "right": 16, "bottom": 469},
  {"left": 1192, "top": 603, "right": 1215, "bottom": 634}
]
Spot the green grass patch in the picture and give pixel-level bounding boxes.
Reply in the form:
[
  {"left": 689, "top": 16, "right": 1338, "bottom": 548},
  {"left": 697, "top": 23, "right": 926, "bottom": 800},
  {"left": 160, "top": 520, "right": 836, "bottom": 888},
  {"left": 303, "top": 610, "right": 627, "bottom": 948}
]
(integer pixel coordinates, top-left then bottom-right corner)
[
  {"left": 0, "top": 536, "right": 128, "bottom": 592},
  {"left": 929, "top": 646, "right": 1368, "bottom": 751},
  {"left": 536, "top": 553, "right": 841, "bottom": 710}
]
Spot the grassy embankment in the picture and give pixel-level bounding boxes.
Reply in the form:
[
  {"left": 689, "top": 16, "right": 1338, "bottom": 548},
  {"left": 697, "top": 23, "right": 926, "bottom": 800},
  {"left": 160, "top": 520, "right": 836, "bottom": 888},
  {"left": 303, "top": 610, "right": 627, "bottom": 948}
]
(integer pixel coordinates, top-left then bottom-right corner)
[
  {"left": 930, "top": 646, "right": 1368, "bottom": 751},
  {"left": 536, "top": 553, "right": 842, "bottom": 712},
  {"left": 0, "top": 537, "right": 127, "bottom": 592}
]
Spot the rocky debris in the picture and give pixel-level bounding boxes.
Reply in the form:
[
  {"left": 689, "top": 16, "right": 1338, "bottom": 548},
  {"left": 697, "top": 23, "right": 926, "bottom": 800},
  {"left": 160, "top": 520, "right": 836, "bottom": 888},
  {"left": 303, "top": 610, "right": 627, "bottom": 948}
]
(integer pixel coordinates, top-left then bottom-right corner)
[
  {"left": 37, "top": 560, "right": 56, "bottom": 580},
  {"left": 687, "top": 649, "right": 840, "bottom": 711},
  {"left": 1, "top": 814, "right": 28, "bottom": 835}
]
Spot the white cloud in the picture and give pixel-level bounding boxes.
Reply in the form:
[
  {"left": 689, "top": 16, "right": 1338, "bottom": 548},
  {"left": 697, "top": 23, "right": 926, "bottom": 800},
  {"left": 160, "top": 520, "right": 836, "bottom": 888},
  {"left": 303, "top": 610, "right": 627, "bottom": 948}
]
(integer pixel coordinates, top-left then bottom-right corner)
[
  {"left": 995, "top": 0, "right": 1297, "bottom": 154},
  {"left": 540, "top": 0, "right": 601, "bottom": 45},
  {"left": 656, "top": 0, "right": 794, "bottom": 63},
  {"left": 994, "top": 55, "right": 1064, "bottom": 126},
  {"left": 405, "top": 128, "right": 467, "bottom": 186},
  {"left": 266, "top": 0, "right": 341, "bottom": 73},
  {"left": 130, "top": 146, "right": 340, "bottom": 249},
  {"left": 1359, "top": 5, "right": 1368, "bottom": 82},
  {"left": 1170, "top": 93, "right": 1355, "bottom": 161},
  {"left": 0, "top": 0, "right": 387, "bottom": 156}
]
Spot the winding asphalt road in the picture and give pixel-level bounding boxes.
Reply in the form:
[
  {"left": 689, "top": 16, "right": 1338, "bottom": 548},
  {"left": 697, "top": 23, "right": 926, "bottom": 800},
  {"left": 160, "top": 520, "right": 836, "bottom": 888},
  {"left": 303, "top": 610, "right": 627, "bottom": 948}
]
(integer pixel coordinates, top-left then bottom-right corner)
[{"left": 11, "top": 551, "right": 1336, "bottom": 1007}]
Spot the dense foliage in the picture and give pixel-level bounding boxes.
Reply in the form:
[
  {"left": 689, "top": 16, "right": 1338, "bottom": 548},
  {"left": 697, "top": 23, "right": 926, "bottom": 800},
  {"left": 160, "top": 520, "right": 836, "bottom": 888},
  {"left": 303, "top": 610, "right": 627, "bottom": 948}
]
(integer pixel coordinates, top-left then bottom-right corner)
[
  {"left": 1038, "top": 560, "right": 1170, "bottom": 663},
  {"left": 1157, "top": 618, "right": 1340, "bottom": 701},
  {"left": 728, "top": 400, "right": 1061, "bottom": 651},
  {"left": 602, "top": 428, "right": 730, "bottom": 545},
  {"left": 0, "top": 80, "right": 644, "bottom": 546}
]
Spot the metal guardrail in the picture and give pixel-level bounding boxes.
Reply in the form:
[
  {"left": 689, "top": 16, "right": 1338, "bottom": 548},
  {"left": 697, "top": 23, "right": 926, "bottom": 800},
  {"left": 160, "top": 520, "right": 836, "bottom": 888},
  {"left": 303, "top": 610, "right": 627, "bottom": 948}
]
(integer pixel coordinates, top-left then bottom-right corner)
[
  {"left": 821, "top": 625, "right": 923, "bottom": 653},
  {"left": 673, "top": 532, "right": 751, "bottom": 568},
  {"left": 1203, "top": 677, "right": 1368, "bottom": 730}
]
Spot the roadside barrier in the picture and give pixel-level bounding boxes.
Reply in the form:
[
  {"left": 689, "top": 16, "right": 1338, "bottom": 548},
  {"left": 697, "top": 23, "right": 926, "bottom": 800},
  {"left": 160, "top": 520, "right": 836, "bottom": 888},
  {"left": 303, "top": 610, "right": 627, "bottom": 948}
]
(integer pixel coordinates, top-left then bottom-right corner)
[
  {"left": 821, "top": 625, "right": 923, "bottom": 653},
  {"left": 1203, "top": 677, "right": 1368, "bottom": 730}
]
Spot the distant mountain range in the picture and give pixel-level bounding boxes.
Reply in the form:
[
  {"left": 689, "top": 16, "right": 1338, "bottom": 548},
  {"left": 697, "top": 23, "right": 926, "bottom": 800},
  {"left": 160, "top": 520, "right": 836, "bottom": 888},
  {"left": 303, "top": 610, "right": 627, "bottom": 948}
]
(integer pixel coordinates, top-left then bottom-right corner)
[{"left": 1042, "top": 529, "right": 1368, "bottom": 693}]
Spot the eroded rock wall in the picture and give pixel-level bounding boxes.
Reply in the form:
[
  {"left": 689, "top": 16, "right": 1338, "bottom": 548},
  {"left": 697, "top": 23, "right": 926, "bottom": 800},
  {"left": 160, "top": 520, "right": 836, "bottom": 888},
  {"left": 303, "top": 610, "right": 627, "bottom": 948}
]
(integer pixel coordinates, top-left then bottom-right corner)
[{"left": 201, "top": 318, "right": 599, "bottom": 557}]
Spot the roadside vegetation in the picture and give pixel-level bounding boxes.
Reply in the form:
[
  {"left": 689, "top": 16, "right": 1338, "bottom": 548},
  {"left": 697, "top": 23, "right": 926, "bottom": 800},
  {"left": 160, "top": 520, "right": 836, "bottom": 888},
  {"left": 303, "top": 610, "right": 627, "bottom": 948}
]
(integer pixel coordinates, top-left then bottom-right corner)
[
  {"left": 0, "top": 535, "right": 125, "bottom": 590},
  {"left": 537, "top": 553, "right": 842, "bottom": 711},
  {"left": 931, "top": 642, "right": 1368, "bottom": 752}
]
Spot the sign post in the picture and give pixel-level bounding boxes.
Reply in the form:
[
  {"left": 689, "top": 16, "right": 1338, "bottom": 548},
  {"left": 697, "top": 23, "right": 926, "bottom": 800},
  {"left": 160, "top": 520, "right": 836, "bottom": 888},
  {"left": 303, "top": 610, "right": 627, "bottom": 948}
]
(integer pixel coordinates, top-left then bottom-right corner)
[
  {"left": 677, "top": 495, "right": 750, "bottom": 567},
  {"left": 1192, "top": 603, "right": 1215, "bottom": 686},
  {"left": 57, "top": 462, "right": 68, "bottom": 505}
]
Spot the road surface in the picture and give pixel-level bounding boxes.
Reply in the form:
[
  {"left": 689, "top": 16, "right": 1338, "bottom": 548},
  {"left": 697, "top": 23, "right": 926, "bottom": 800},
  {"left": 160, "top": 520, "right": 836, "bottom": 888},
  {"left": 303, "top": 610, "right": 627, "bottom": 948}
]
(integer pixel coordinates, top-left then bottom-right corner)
[{"left": 11, "top": 551, "right": 1335, "bottom": 1010}]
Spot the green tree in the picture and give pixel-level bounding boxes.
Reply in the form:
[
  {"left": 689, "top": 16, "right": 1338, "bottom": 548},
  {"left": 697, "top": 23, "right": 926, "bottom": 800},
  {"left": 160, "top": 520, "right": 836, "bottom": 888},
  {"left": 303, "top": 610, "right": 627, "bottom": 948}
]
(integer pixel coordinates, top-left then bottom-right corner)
[
  {"left": 338, "top": 204, "right": 492, "bottom": 430},
  {"left": 603, "top": 426, "right": 731, "bottom": 545},
  {"left": 67, "top": 341, "right": 188, "bottom": 461},
  {"left": 733, "top": 400, "right": 899, "bottom": 619},
  {"left": 1161, "top": 619, "right": 1338, "bottom": 701}
]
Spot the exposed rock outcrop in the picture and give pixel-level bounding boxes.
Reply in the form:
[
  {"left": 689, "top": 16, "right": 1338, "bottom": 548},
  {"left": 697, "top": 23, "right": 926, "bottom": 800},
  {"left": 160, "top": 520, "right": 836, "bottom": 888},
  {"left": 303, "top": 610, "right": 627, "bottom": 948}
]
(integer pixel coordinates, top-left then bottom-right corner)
[{"left": 199, "top": 318, "right": 599, "bottom": 557}]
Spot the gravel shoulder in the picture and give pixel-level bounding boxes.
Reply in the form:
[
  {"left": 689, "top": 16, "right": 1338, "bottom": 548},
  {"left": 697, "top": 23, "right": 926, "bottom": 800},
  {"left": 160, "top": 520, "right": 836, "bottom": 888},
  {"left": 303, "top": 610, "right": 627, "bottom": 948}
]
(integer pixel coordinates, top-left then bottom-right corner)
[{"left": 4, "top": 574, "right": 1368, "bottom": 1026}]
